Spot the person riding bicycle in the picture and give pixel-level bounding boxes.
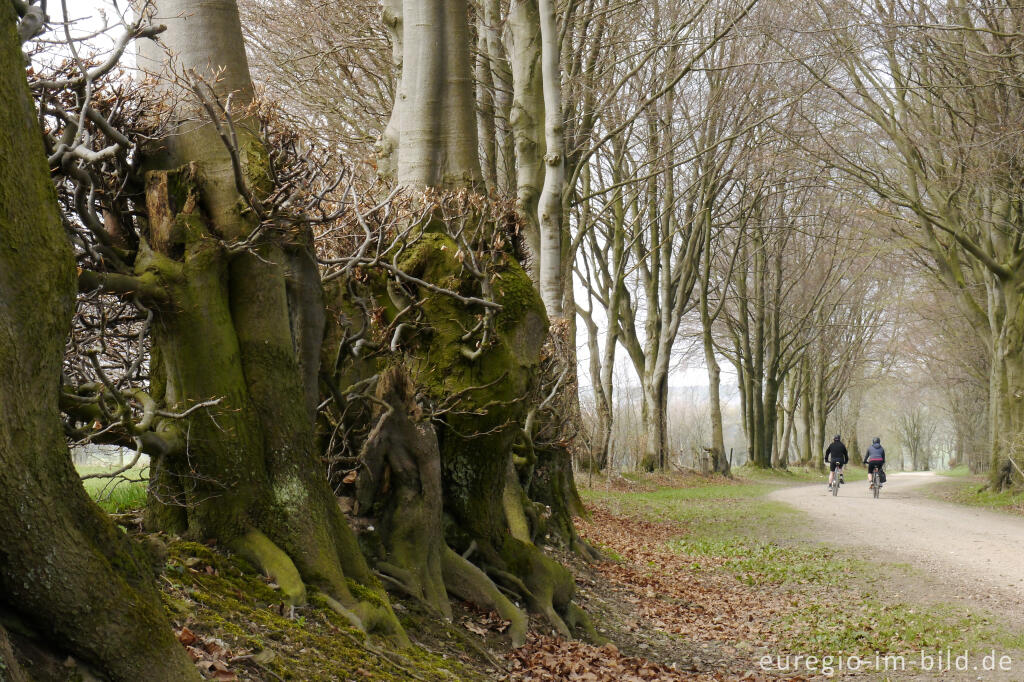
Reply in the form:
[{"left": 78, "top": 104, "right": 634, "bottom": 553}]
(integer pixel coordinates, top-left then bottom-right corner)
[
  {"left": 825, "top": 435, "right": 849, "bottom": 490},
  {"left": 864, "top": 437, "right": 886, "bottom": 489}
]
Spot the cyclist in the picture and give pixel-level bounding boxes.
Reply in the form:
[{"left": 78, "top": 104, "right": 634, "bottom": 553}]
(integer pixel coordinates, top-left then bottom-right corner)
[
  {"left": 864, "top": 437, "right": 886, "bottom": 489},
  {"left": 824, "top": 434, "right": 849, "bottom": 490}
]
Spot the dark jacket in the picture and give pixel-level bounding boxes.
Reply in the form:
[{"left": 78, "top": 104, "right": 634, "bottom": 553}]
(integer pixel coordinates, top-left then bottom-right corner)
[
  {"left": 864, "top": 443, "right": 886, "bottom": 464},
  {"left": 824, "top": 441, "right": 849, "bottom": 465}
]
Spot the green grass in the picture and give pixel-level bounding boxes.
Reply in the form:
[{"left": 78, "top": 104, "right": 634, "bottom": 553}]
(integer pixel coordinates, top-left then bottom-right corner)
[
  {"left": 736, "top": 464, "right": 867, "bottom": 484},
  {"left": 77, "top": 464, "right": 148, "bottom": 513},
  {"left": 781, "top": 599, "right": 1024, "bottom": 656},
  {"left": 923, "top": 468, "right": 1024, "bottom": 516},
  {"left": 583, "top": 470, "right": 1023, "bottom": 662},
  {"left": 947, "top": 483, "right": 1024, "bottom": 515},
  {"left": 670, "top": 536, "right": 866, "bottom": 587},
  {"left": 581, "top": 481, "right": 801, "bottom": 538}
]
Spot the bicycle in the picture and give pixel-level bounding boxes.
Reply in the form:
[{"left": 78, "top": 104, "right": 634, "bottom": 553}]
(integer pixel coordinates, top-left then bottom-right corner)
[
  {"left": 830, "top": 466, "right": 843, "bottom": 496},
  {"left": 871, "top": 467, "right": 881, "bottom": 499}
]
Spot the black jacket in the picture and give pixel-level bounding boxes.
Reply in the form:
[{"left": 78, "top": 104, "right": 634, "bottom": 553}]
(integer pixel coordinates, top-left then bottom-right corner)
[
  {"left": 864, "top": 443, "right": 886, "bottom": 464},
  {"left": 824, "top": 441, "right": 849, "bottom": 465}
]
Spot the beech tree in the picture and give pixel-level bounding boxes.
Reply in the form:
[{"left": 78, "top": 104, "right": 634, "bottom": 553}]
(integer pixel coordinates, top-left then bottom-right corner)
[
  {"left": 0, "top": 4, "right": 198, "bottom": 678},
  {"left": 314, "top": 0, "right": 596, "bottom": 640},
  {"left": 798, "top": 0, "right": 1024, "bottom": 484},
  {"left": 99, "top": 0, "right": 406, "bottom": 637}
]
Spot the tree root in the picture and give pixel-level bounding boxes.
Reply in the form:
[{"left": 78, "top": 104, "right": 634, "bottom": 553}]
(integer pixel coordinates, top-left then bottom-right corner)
[
  {"left": 230, "top": 529, "right": 307, "bottom": 605},
  {"left": 374, "top": 565, "right": 450, "bottom": 621},
  {"left": 499, "top": 536, "right": 577, "bottom": 638},
  {"left": 316, "top": 593, "right": 365, "bottom": 631},
  {"left": 571, "top": 536, "right": 603, "bottom": 563},
  {"left": 231, "top": 528, "right": 410, "bottom": 646},
  {"left": 565, "top": 602, "right": 605, "bottom": 644},
  {"left": 441, "top": 547, "right": 528, "bottom": 647}
]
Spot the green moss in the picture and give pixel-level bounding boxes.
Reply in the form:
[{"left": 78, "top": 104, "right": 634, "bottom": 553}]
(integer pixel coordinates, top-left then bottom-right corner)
[
  {"left": 346, "top": 577, "right": 387, "bottom": 609},
  {"left": 241, "top": 136, "right": 274, "bottom": 198},
  {"left": 161, "top": 540, "right": 472, "bottom": 680},
  {"left": 492, "top": 263, "right": 545, "bottom": 333}
]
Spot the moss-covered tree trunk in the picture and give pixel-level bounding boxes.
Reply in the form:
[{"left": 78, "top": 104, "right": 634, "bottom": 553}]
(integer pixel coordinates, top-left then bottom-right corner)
[
  {"left": 0, "top": 7, "right": 199, "bottom": 679},
  {"left": 332, "top": 0, "right": 597, "bottom": 642},
  {"left": 135, "top": 0, "right": 404, "bottom": 639}
]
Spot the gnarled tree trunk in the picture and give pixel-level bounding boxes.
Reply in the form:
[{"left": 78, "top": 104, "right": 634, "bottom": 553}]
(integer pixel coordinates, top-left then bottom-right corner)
[
  {"left": 0, "top": 7, "right": 198, "bottom": 679},
  {"left": 136, "top": 0, "right": 404, "bottom": 640}
]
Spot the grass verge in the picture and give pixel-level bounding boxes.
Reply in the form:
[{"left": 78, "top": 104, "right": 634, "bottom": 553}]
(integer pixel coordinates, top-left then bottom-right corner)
[
  {"left": 924, "top": 468, "right": 1024, "bottom": 516},
  {"left": 580, "top": 471, "right": 1023, "bottom": 664}
]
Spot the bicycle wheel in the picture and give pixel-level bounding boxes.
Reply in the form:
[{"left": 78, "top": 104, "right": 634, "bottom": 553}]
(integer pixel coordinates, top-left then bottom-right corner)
[
  {"left": 872, "top": 471, "right": 880, "bottom": 499},
  {"left": 833, "top": 472, "right": 840, "bottom": 496}
]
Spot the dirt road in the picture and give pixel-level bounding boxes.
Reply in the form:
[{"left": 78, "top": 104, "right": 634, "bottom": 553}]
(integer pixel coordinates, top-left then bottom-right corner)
[{"left": 769, "top": 472, "right": 1024, "bottom": 614}]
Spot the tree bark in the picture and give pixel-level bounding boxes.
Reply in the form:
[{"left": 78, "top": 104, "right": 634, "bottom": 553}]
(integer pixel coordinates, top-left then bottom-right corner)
[
  {"left": 537, "top": 0, "right": 564, "bottom": 316},
  {"left": 482, "top": 0, "right": 515, "bottom": 194},
  {"left": 508, "top": 0, "right": 545, "bottom": 283},
  {"left": 0, "top": 7, "right": 199, "bottom": 678},
  {"left": 391, "top": 0, "right": 481, "bottom": 187},
  {"left": 137, "top": 0, "right": 405, "bottom": 640}
]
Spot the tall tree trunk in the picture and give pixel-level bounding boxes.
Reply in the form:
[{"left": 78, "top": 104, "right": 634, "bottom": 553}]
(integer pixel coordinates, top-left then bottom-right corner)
[
  {"left": 396, "top": 0, "right": 481, "bottom": 187},
  {"left": 138, "top": 0, "right": 404, "bottom": 639},
  {"left": 761, "top": 374, "right": 779, "bottom": 468},
  {"left": 0, "top": 7, "right": 198, "bottom": 678},
  {"left": 779, "top": 376, "right": 798, "bottom": 469},
  {"left": 703, "top": 333, "right": 729, "bottom": 475},
  {"left": 508, "top": 0, "right": 544, "bottom": 282},
  {"left": 811, "top": 363, "right": 827, "bottom": 472},
  {"left": 989, "top": 280, "right": 1024, "bottom": 486},
  {"left": 699, "top": 216, "right": 729, "bottom": 475},
  {"left": 482, "top": 0, "right": 514, "bottom": 194},
  {"left": 378, "top": 0, "right": 403, "bottom": 178},
  {"left": 537, "top": 0, "right": 564, "bottom": 316},
  {"left": 800, "top": 375, "right": 813, "bottom": 464},
  {"left": 641, "top": 371, "right": 669, "bottom": 470},
  {"left": 476, "top": 17, "right": 498, "bottom": 191},
  {"left": 581, "top": 307, "right": 611, "bottom": 471}
]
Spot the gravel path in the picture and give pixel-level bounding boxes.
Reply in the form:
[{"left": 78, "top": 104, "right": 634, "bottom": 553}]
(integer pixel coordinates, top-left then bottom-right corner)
[{"left": 769, "top": 472, "right": 1024, "bottom": 615}]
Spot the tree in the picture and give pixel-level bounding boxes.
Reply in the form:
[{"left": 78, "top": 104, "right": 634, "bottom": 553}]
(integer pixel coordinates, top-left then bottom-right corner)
[
  {"left": 896, "top": 406, "right": 937, "bottom": 471},
  {"left": 0, "top": 4, "right": 198, "bottom": 678},
  {"left": 130, "top": 0, "right": 407, "bottom": 637},
  {"left": 575, "top": 0, "right": 760, "bottom": 470},
  {"left": 320, "top": 0, "right": 595, "bottom": 639},
  {"left": 798, "top": 0, "right": 1024, "bottom": 483}
]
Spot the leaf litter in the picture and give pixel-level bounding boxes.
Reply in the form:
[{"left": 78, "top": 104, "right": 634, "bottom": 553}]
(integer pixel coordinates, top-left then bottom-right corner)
[{"left": 503, "top": 503, "right": 809, "bottom": 680}]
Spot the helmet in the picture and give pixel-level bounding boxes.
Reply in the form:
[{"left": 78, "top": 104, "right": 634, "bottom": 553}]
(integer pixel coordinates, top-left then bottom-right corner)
[
  {"left": 833, "top": 435, "right": 841, "bottom": 442},
  {"left": 872, "top": 437, "right": 881, "bottom": 445}
]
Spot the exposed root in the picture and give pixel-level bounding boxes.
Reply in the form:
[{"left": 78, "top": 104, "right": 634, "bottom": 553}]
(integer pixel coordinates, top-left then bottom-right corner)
[
  {"left": 375, "top": 564, "right": 450, "bottom": 621},
  {"left": 316, "top": 593, "right": 365, "bottom": 631},
  {"left": 565, "top": 602, "right": 605, "bottom": 644},
  {"left": 230, "top": 528, "right": 409, "bottom": 646},
  {"left": 347, "top": 596, "right": 411, "bottom": 648},
  {"left": 499, "top": 537, "right": 576, "bottom": 638},
  {"left": 230, "top": 529, "right": 307, "bottom": 605},
  {"left": 441, "top": 546, "right": 528, "bottom": 647},
  {"left": 571, "top": 536, "right": 603, "bottom": 563}
]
